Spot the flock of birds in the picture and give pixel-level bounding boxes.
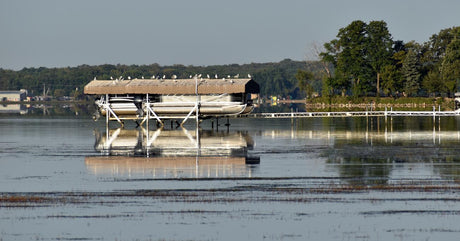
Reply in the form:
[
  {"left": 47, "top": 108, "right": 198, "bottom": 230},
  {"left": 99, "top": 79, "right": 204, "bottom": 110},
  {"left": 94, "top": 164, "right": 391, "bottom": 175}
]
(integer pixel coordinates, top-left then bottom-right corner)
[{"left": 97, "top": 74, "right": 252, "bottom": 83}]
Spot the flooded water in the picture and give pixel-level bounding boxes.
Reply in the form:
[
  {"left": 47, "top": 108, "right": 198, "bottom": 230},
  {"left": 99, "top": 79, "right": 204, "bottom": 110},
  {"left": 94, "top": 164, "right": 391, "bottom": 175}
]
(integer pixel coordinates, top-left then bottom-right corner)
[{"left": 1, "top": 107, "right": 460, "bottom": 240}]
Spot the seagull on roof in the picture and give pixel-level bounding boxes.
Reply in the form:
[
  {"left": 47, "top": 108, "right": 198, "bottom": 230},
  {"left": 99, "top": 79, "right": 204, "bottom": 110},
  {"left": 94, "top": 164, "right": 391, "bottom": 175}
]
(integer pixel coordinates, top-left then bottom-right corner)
[
  {"left": 248, "top": 74, "right": 252, "bottom": 78},
  {"left": 128, "top": 76, "right": 131, "bottom": 80},
  {"left": 162, "top": 75, "right": 166, "bottom": 79},
  {"left": 172, "top": 74, "right": 177, "bottom": 79},
  {"left": 141, "top": 76, "right": 144, "bottom": 79},
  {"left": 189, "top": 75, "right": 192, "bottom": 78},
  {"left": 215, "top": 74, "right": 218, "bottom": 79},
  {"left": 110, "top": 76, "right": 113, "bottom": 80},
  {"left": 207, "top": 74, "right": 210, "bottom": 79},
  {"left": 230, "top": 80, "right": 234, "bottom": 84},
  {"left": 198, "top": 74, "right": 202, "bottom": 78},
  {"left": 93, "top": 77, "right": 96, "bottom": 80},
  {"left": 234, "top": 74, "right": 239, "bottom": 78}
]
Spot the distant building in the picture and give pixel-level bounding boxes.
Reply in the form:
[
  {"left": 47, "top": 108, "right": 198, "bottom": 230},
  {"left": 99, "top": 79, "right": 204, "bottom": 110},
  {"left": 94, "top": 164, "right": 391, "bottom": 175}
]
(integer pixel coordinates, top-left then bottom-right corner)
[
  {"left": 0, "top": 89, "right": 28, "bottom": 102},
  {"left": 455, "top": 92, "right": 460, "bottom": 110}
]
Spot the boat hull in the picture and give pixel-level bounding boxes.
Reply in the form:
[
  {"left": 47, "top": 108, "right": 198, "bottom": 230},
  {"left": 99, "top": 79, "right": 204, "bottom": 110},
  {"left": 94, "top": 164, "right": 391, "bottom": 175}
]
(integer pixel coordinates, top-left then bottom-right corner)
[{"left": 100, "top": 102, "right": 250, "bottom": 117}]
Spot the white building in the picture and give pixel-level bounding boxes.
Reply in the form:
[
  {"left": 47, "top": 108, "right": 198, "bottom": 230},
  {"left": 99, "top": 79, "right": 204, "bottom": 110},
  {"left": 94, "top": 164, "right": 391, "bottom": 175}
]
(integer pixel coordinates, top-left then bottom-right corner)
[{"left": 0, "top": 89, "right": 28, "bottom": 102}]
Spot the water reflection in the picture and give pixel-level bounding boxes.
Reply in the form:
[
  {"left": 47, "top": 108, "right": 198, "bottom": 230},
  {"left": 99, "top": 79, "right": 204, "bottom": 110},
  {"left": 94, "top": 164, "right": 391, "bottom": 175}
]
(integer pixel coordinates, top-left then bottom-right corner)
[
  {"left": 0, "top": 103, "right": 94, "bottom": 117},
  {"left": 263, "top": 118, "right": 460, "bottom": 184},
  {"left": 0, "top": 104, "right": 28, "bottom": 114},
  {"left": 324, "top": 129, "right": 460, "bottom": 184},
  {"left": 85, "top": 127, "right": 259, "bottom": 178}
]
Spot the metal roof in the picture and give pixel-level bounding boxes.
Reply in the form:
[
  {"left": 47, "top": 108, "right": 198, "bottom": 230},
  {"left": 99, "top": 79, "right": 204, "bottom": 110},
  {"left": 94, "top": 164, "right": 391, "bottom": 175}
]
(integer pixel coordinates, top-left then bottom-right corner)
[{"left": 84, "top": 78, "right": 259, "bottom": 95}]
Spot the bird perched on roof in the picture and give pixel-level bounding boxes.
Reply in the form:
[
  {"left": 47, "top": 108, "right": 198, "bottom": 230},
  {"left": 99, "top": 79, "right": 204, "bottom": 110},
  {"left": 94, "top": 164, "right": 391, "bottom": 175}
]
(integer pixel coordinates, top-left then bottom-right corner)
[
  {"left": 162, "top": 75, "right": 166, "bottom": 79},
  {"left": 215, "top": 74, "right": 218, "bottom": 79},
  {"left": 207, "top": 74, "right": 210, "bottom": 79},
  {"left": 234, "top": 74, "right": 239, "bottom": 78},
  {"left": 128, "top": 76, "right": 131, "bottom": 80},
  {"left": 230, "top": 80, "right": 234, "bottom": 84},
  {"left": 248, "top": 74, "right": 252, "bottom": 78},
  {"left": 110, "top": 76, "right": 113, "bottom": 80},
  {"left": 93, "top": 77, "right": 96, "bottom": 80},
  {"left": 141, "top": 76, "right": 144, "bottom": 79},
  {"left": 198, "top": 74, "right": 202, "bottom": 78},
  {"left": 172, "top": 74, "right": 177, "bottom": 79}
]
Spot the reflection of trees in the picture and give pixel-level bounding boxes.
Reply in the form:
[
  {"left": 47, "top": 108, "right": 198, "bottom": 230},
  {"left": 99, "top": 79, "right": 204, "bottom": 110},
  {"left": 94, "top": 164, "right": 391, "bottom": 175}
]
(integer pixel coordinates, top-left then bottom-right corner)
[
  {"left": 326, "top": 142, "right": 460, "bottom": 184},
  {"left": 320, "top": 116, "right": 460, "bottom": 183},
  {"left": 327, "top": 147, "right": 392, "bottom": 185},
  {"left": 2, "top": 103, "right": 96, "bottom": 117}
]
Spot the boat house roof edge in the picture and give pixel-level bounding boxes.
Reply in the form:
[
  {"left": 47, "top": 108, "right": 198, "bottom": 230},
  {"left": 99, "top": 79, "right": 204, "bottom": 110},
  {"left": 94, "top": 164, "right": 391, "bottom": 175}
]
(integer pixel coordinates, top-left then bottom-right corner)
[{"left": 84, "top": 78, "right": 259, "bottom": 95}]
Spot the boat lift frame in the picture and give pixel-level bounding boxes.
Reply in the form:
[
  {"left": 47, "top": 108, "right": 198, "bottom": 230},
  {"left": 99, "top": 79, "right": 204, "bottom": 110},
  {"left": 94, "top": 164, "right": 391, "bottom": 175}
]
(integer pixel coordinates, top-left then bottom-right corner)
[{"left": 101, "top": 77, "right": 221, "bottom": 128}]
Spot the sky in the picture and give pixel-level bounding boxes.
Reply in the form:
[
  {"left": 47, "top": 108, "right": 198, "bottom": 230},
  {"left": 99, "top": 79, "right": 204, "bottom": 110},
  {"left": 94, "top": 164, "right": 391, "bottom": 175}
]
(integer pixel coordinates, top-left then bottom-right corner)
[{"left": 1, "top": 0, "right": 459, "bottom": 70}]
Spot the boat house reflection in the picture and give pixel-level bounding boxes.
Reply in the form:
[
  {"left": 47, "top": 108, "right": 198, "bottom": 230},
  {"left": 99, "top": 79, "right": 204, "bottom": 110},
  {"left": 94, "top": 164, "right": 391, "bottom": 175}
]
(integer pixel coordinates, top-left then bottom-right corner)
[{"left": 85, "top": 127, "right": 259, "bottom": 178}]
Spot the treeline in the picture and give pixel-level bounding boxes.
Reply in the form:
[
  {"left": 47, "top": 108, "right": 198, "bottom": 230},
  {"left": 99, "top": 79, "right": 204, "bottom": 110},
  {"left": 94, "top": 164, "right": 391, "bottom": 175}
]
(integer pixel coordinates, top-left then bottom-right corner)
[
  {"left": 0, "top": 59, "right": 323, "bottom": 99},
  {"left": 302, "top": 21, "right": 460, "bottom": 98},
  {"left": 3, "top": 20, "right": 457, "bottom": 101}
]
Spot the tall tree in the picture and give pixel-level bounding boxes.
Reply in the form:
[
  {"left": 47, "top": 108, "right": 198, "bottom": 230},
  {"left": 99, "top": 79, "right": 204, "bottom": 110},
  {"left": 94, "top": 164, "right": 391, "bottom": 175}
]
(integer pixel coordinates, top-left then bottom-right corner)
[
  {"left": 366, "top": 21, "right": 394, "bottom": 97},
  {"left": 425, "top": 27, "right": 460, "bottom": 65},
  {"left": 440, "top": 38, "right": 460, "bottom": 95},
  {"left": 380, "top": 65, "right": 401, "bottom": 96},
  {"left": 336, "top": 20, "right": 371, "bottom": 97},
  {"left": 321, "top": 20, "right": 394, "bottom": 97},
  {"left": 402, "top": 49, "right": 421, "bottom": 96}
]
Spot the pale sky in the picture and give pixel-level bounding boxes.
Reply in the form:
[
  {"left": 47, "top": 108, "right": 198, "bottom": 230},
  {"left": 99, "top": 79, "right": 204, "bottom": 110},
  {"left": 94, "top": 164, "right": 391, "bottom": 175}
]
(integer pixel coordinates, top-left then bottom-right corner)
[{"left": 1, "top": 0, "right": 459, "bottom": 70}]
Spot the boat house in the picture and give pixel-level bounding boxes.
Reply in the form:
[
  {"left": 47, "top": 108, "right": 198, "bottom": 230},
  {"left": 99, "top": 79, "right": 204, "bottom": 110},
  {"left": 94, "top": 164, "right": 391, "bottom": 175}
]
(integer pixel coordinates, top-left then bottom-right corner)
[
  {"left": 84, "top": 77, "right": 260, "bottom": 126},
  {"left": 0, "top": 89, "right": 28, "bottom": 102}
]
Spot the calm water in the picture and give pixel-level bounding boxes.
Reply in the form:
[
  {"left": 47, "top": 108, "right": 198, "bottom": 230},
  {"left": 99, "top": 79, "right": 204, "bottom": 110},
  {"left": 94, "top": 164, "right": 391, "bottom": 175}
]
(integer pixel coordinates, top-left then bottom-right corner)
[{"left": 1, "top": 106, "right": 460, "bottom": 241}]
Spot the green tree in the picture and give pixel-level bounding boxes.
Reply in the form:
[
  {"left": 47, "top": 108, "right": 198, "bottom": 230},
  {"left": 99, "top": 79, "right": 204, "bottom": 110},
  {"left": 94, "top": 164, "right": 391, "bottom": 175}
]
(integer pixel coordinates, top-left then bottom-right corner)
[
  {"left": 336, "top": 20, "right": 371, "bottom": 97},
  {"left": 440, "top": 39, "right": 460, "bottom": 95},
  {"left": 402, "top": 49, "right": 421, "bottom": 96},
  {"left": 380, "top": 65, "right": 401, "bottom": 96},
  {"left": 366, "top": 21, "right": 394, "bottom": 97},
  {"left": 295, "top": 69, "right": 315, "bottom": 98},
  {"left": 321, "top": 20, "right": 394, "bottom": 97},
  {"left": 422, "top": 70, "right": 444, "bottom": 96},
  {"left": 425, "top": 26, "right": 460, "bottom": 65}
]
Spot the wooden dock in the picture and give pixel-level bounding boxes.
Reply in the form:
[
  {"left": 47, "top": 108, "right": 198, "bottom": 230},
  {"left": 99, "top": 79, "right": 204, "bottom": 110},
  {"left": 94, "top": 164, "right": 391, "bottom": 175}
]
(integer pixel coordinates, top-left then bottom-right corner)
[{"left": 238, "top": 109, "right": 460, "bottom": 119}]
